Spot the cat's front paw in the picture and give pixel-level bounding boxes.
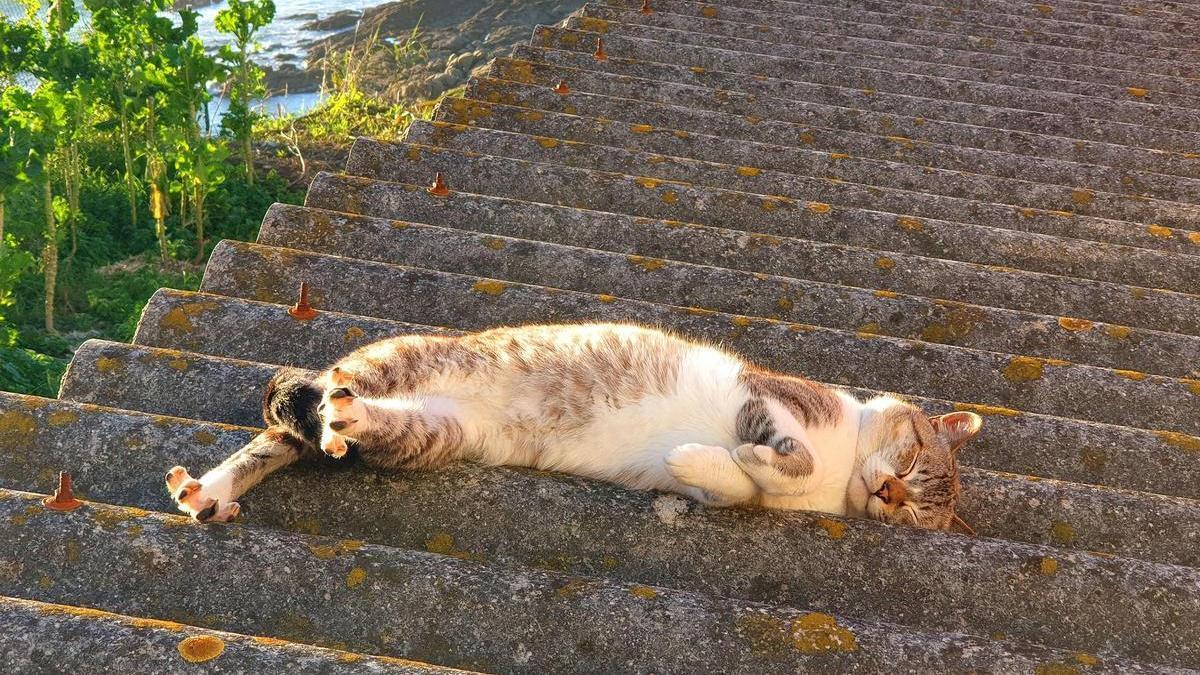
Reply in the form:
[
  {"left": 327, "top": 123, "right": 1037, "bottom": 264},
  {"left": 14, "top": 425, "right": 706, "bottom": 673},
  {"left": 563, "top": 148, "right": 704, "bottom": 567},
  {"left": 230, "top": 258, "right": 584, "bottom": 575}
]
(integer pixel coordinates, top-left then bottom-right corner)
[
  {"left": 165, "top": 466, "right": 240, "bottom": 523},
  {"left": 666, "top": 443, "right": 732, "bottom": 488},
  {"left": 732, "top": 441, "right": 819, "bottom": 496}
]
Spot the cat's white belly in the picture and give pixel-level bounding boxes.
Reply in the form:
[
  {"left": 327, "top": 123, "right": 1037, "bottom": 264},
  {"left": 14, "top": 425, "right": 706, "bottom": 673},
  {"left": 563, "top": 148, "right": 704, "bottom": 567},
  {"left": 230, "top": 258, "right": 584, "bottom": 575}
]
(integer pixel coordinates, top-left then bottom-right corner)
[{"left": 471, "top": 343, "right": 748, "bottom": 490}]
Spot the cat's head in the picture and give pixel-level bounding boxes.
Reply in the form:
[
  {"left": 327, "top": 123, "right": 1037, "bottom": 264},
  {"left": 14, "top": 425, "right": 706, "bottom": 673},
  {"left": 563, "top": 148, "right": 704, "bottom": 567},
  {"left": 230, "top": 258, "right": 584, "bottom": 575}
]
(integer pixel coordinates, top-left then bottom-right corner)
[{"left": 847, "top": 396, "right": 980, "bottom": 534}]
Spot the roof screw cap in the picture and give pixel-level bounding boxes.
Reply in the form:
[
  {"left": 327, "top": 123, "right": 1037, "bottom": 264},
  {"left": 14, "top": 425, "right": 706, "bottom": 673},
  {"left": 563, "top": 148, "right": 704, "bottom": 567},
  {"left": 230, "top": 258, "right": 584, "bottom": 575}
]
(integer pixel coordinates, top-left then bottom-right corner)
[
  {"left": 43, "top": 471, "right": 83, "bottom": 512},
  {"left": 288, "top": 281, "right": 318, "bottom": 320},
  {"left": 593, "top": 37, "right": 608, "bottom": 61},
  {"left": 640, "top": 0, "right": 653, "bottom": 14},
  {"left": 428, "top": 172, "right": 451, "bottom": 197},
  {"left": 553, "top": 79, "right": 570, "bottom": 95}
]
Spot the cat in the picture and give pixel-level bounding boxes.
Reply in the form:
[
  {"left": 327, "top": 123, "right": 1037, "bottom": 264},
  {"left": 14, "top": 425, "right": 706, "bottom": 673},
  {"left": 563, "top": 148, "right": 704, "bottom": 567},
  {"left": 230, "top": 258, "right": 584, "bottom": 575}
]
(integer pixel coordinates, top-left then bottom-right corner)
[{"left": 166, "top": 323, "right": 980, "bottom": 533}]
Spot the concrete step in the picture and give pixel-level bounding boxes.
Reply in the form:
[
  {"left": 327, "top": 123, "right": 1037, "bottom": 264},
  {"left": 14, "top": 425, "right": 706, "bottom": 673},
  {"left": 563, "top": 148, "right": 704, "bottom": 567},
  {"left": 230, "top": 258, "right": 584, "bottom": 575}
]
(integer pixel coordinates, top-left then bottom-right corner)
[
  {"left": 0, "top": 595, "right": 464, "bottom": 674},
  {"left": 317, "top": 160, "right": 1200, "bottom": 337},
  {"left": 399, "top": 121, "right": 1200, "bottom": 276},
  {"left": 889, "top": 0, "right": 1200, "bottom": 25},
  {"left": 437, "top": 92, "right": 1200, "bottom": 213},
  {"left": 591, "top": 2, "right": 1200, "bottom": 87},
  {"left": 572, "top": 7, "right": 1200, "bottom": 107},
  {"left": 600, "top": 0, "right": 1200, "bottom": 78},
  {"left": 176, "top": 243, "right": 1200, "bottom": 493},
  {"left": 532, "top": 25, "right": 1200, "bottom": 142},
  {"left": 260, "top": 203, "right": 1200, "bottom": 380},
  {"left": 3, "top": 390, "right": 1197, "bottom": 579},
  {"left": 473, "top": 67, "right": 1200, "bottom": 184},
  {"left": 689, "top": 0, "right": 1200, "bottom": 53},
  {"left": 195, "top": 239, "right": 1200, "bottom": 435},
  {"left": 9, "top": 488, "right": 1179, "bottom": 671}
]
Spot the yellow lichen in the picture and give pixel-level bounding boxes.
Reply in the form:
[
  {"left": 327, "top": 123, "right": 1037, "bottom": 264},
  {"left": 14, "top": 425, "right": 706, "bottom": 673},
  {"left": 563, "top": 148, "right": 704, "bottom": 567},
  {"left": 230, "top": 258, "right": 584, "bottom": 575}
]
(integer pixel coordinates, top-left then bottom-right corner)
[
  {"left": 1070, "top": 189, "right": 1093, "bottom": 205},
  {"left": 897, "top": 216, "right": 924, "bottom": 231},
  {"left": 471, "top": 280, "right": 509, "bottom": 296},
  {"left": 634, "top": 177, "right": 661, "bottom": 189},
  {"left": 1003, "top": 356, "right": 1045, "bottom": 383},
  {"left": 47, "top": 411, "right": 79, "bottom": 427},
  {"left": 1154, "top": 430, "right": 1200, "bottom": 452},
  {"left": 167, "top": 358, "right": 189, "bottom": 371},
  {"left": 662, "top": 190, "right": 678, "bottom": 205},
  {"left": 0, "top": 410, "right": 38, "bottom": 448},
  {"left": 1146, "top": 224, "right": 1173, "bottom": 239},
  {"left": 829, "top": 152, "right": 850, "bottom": 160},
  {"left": 178, "top": 635, "right": 225, "bottom": 663},
  {"left": 1127, "top": 87, "right": 1149, "bottom": 98},
  {"left": 424, "top": 532, "right": 477, "bottom": 560},
  {"left": 1186, "top": 379, "right": 1200, "bottom": 396},
  {"left": 1075, "top": 652, "right": 1100, "bottom": 666},
  {"left": 629, "top": 585, "right": 658, "bottom": 600},
  {"left": 597, "top": 294, "right": 616, "bottom": 303},
  {"left": 874, "top": 257, "right": 895, "bottom": 270},
  {"left": 689, "top": 66, "right": 706, "bottom": 74},
  {"left": 534, "top": 137, "right": 559, "bottom": 149},
  {"left": 577, "top": 16, "right": 610, "bottom": 33},
  {"left": 701, "top": 6, "right": 717, "bottom": 18},
  {"left": 686, "top": 307, "right": 716, "bottom": 317},
  {"left": 672, "top": 130, "right": 690, "bottom": 139},
  {"left": 792, "top": 613, "right": 858, "bottom": 653},
  {"left": 344, "top": 326, "right": 366, "bottom": 343},
  {"left": 1040, "top": 557, "right": 1059, "bottom": 575},
  {"left": 856, "top": 323, "right": 881, "bottom": 339},
  {"left": 627, "top": 255, "right": 666, "bottom": 272},
  {"left": 95, "top": 357, "right": 123, "bottom": 374},
  {"left": 346, "top": 567, "right": 367, "bottom": 588},
  {"left": 953, "top": 402, "right": 1021, "bottom": 417},
  {"left": 159, "top": 308, "right": 195, "bottom": 333},
  {"left": 1033, "top": 3, "right": 1053, "bottom": 14},
  {"left": 736, "top": 166, "right": 761, "bottom": 177},
  {"left": 731, "top": 316, "right": 752, "bottom": 328},
  {"left": 1103, "top": 324, "right": 1132, "bottom": 339},
  {"left": 798, "top": 132, "right": 815, "bottom": 144},
  {"left": 307, "top": 540, "right": 364, "bottom": 560},
  {"left": 1036, "top": 665, "right": 1081, "bottom": 675},
  {"left": 873, "top": 289, "right": 898, "bottom": 299},
  {"left": 629, "top": 123, "right": 653, "bottom": 133},
  {"left": 1057, "top": 317, "right": 1094, "bottom": 332},
  {"left": 814, "top": 517, "right": 846, "bottom": 540},
  {"left": 776, "top": 297, "right": 794, "bottom": 312},
  {"left": 1050, "top": 522, "right": 1076, "bottom": 545},
  {"left": 1113, "top": 369, "right": 1146, "bottom": 381},
  {"left": 193, "top": 431, "right": 217, "bottom": 445},
  {"left": 338, "top": 652, "right": 363, "bottom": 663},
  {"left": 806, "top": 202, "right": 831, "bottom": 215}
]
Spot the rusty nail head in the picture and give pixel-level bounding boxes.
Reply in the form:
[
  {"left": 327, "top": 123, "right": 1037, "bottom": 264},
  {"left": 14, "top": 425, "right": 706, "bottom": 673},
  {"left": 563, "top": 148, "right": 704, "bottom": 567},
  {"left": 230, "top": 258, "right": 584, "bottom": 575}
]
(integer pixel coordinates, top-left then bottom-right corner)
[
  {"left": 43, "top": 471, "right": 83, "bottom": 511},
  {"left": 641, "top": 0, "right": 653, "bottom": 14},
  {"left": 428, "top": 172, "right": 451, "bottom": 198},
  {"left": 594, "top": 37, "right": 608, "bottom": 61},
  {"left": 289, "top": 281, "right": 318, "bottom": 320},
  {"left": 553, "top": 79, "right": 570, "bottom": 95}
]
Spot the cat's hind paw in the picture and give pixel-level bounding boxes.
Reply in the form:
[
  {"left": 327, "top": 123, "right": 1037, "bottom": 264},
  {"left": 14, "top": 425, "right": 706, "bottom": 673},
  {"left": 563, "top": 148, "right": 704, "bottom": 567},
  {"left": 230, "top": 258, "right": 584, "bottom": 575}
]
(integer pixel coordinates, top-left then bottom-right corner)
[
  {"left": 165, "top": 466, "right": 240, "bottom": 523},
  {"left": 318, "top": 383, "right": 366, "bottom": 458}
]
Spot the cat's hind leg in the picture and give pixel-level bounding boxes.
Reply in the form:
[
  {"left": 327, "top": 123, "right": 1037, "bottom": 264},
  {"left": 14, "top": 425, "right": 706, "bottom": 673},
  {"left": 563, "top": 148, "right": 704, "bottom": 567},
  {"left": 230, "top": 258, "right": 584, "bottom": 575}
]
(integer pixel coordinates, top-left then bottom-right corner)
[{"left": 665, "top": 443, "right": 760, "bottom": 506}]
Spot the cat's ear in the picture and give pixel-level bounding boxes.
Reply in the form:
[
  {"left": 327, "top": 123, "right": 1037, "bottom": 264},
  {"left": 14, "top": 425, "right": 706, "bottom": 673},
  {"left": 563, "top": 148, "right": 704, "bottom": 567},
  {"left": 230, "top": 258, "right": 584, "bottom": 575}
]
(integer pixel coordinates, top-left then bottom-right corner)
[
  {"left": 929, "top": 411, "right": 983, "bottom": 453},
  {"left": 948, "top": 514, "right": 976, "bottom": 536}
]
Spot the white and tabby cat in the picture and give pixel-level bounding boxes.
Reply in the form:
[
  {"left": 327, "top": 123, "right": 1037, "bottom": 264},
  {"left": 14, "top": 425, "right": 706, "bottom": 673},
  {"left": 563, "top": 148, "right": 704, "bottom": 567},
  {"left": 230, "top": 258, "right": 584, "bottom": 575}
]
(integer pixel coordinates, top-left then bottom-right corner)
[{"left": 167, "top": 323, "right": 980, "bottom": 532}]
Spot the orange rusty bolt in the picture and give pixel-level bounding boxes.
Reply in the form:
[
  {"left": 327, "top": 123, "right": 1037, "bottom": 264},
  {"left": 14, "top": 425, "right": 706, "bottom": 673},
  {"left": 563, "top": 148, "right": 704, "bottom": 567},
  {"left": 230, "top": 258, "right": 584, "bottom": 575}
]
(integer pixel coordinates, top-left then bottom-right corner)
[
  {"left": 640, "top": 0, "right": 653, "bottom": 14},
  {"left": 288, "top": 281, "right": 318, "bottom": 320},
  {"left": 43, "top": 471, "right": 83, "bottom": 512},
  {"left": 593, "top": 37, "right": 608, "bottom": 61},
  {"left": 553, "top": 79, "right": 570, "bottom": 95},
  {"left": 427, "top": 172, "right": 451, "bottom": 197}
]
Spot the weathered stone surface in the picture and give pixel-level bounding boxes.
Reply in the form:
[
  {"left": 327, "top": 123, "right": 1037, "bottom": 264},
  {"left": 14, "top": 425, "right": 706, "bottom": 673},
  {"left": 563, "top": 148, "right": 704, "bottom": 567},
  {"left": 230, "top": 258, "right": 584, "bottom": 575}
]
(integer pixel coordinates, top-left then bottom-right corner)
[
  {"left": 10, "top": 385, "right": 1199, "bottom": 570},
  {"left": 258, "top": 203, "right": 1200, "bottom": 380},
  {"left": 312, "top": 166, "right": 1200, "bottom": 337},
  {"left": 439, "top": 90, "right": 1200, "bottom": 217},
  {"left": 532, "top": 25, "right": 1200, "bottom": 143},
  {"left": 569, "top": 8, "right": 1200, "bottom": 108},
  {"left": 585, "top": 3, "right": 1200, "bottom": 97},
  {"left": 686, "top": 0, "right": 1200, "bottom": 52},
  {"left": 600, "top": 0, "right": 1200, "bottom": 78},
  {"left": 474, "top": 66, "right": 1200, "bottom": 186},
  {"left": 394, "top": 123, "right": 1200, "bottom": 286},
  {"left": 0, "top": 595, "right": 461, "bottom": 674},
  {"left": 7, "top": 489, "right": 1171, "bottom": 672},
  {"left": 199, "top": 240, "right": 1200, "bottom": 434}
]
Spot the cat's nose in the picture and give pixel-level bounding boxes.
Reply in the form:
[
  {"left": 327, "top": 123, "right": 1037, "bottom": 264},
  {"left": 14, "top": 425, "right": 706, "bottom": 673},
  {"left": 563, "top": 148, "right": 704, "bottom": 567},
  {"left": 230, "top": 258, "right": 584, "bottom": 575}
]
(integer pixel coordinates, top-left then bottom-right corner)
[{"left": 874, "top": 477, "right": 907, "bottom": 505}]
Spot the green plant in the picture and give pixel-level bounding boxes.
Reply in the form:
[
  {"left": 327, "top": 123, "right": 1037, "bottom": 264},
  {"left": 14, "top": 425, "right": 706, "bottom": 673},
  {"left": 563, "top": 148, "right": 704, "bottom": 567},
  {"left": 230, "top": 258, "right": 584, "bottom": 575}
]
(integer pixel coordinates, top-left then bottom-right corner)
[{"left": 216, "top": 0, "right": 275, "bottom": 185}]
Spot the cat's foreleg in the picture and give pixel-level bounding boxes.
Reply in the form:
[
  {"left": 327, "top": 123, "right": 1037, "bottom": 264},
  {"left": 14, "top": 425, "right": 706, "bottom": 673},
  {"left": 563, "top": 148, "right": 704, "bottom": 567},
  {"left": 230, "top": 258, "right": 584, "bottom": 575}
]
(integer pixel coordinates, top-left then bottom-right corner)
[
  {"left": 166, "top": 427, "right": 307, "bottom": 522},
  {"left": 732, "top": 437, "right": 822, "bottom": 497},
  {"left": 665, "top": 443, "right": 760, "bottom": 506}
]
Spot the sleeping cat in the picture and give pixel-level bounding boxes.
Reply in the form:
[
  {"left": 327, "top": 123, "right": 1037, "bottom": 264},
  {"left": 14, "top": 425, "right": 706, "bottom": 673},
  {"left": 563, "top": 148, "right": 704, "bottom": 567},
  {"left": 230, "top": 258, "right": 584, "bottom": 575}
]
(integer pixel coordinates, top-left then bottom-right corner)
[{"left": 166, "top": 323, "right": 980, "bottom": 532}]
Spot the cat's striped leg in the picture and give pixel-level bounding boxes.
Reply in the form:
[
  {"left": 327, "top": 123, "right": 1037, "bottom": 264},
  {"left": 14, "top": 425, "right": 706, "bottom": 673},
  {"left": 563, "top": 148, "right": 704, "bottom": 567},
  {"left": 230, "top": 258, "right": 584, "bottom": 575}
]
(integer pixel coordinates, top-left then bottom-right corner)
[
  {"left": 665, "top": 443, "right": 760, "bottom": 506},
  {"left": 166, "top": 427, "right": 307, "bottom": 523}
]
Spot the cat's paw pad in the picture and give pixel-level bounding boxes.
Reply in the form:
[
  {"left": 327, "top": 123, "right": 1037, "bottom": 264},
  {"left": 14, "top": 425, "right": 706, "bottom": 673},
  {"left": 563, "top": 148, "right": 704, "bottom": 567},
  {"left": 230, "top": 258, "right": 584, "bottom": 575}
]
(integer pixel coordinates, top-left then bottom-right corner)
[
  {"left": 666, "top": 443, "right": 730, "bottom": 487},
  {"left": 164, "top": 466, "right": 239, "bottom": 523},
  {"left": 321, "top": 427, "right": 350, "bottom": 458}
]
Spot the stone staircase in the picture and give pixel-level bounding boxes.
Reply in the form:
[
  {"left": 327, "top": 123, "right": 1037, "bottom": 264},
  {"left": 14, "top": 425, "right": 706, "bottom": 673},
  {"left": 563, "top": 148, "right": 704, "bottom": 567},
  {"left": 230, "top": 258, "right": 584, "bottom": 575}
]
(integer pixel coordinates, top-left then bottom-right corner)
[{"left": 3, "top": 0, "right": 1200, "bottom": 670}]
